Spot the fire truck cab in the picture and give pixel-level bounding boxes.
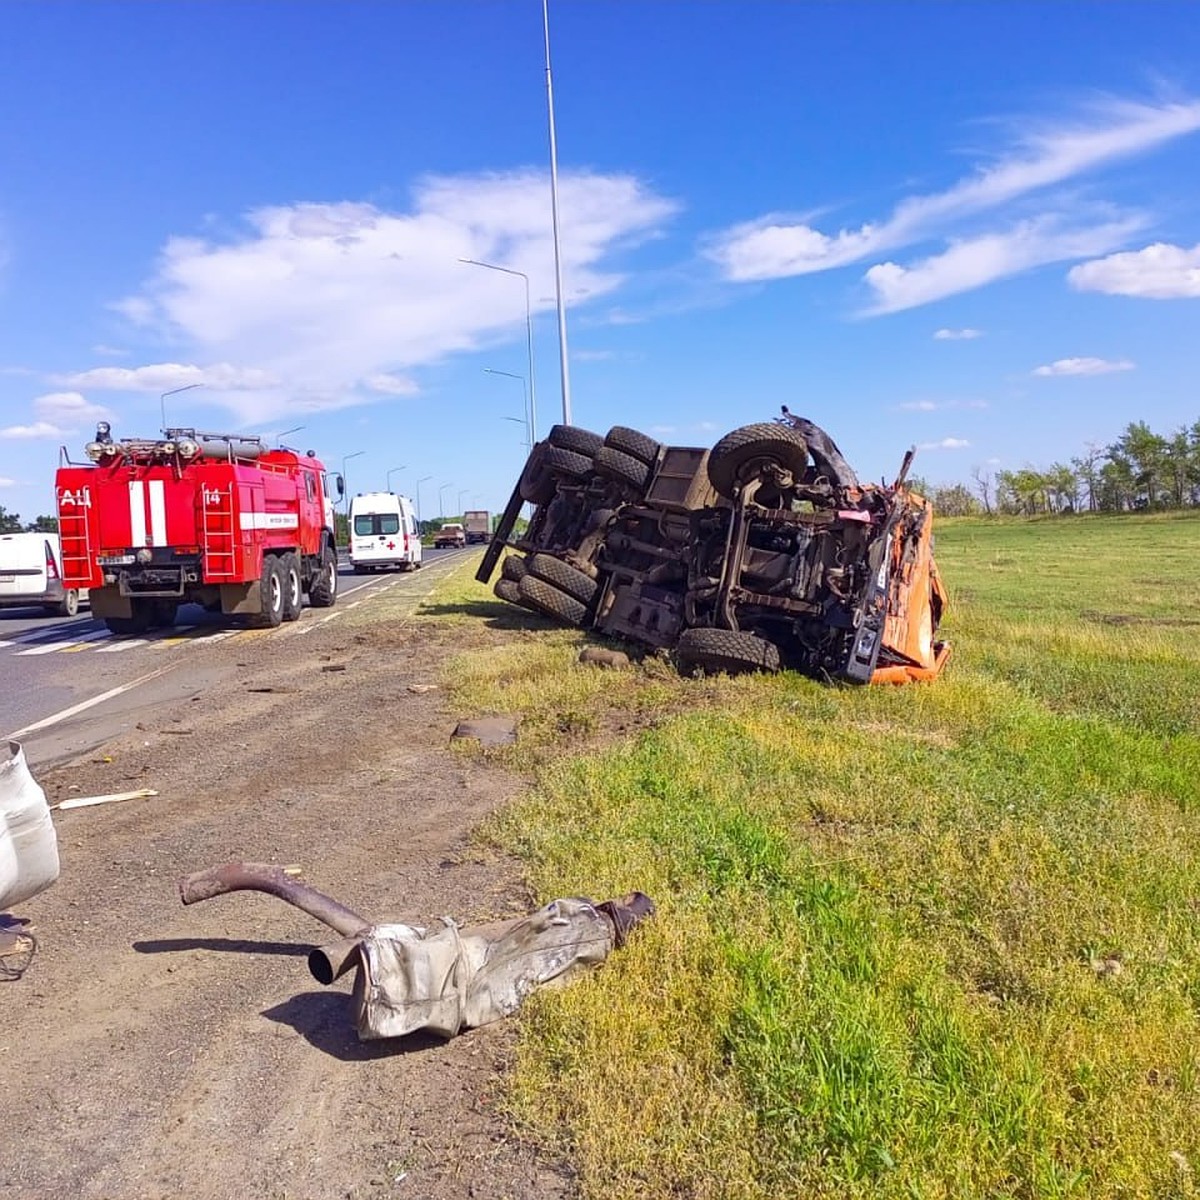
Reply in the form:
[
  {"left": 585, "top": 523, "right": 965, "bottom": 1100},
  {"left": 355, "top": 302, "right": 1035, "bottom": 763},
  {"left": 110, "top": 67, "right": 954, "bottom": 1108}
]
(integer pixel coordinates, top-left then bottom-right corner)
[{"left": 55, "top": 424, "right": 343, "bottom": 635}]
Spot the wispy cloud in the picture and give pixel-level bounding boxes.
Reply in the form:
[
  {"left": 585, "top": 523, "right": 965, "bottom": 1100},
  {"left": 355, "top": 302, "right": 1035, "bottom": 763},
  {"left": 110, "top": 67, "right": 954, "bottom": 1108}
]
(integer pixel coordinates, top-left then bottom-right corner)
[
  {"left": 0, "top": 392, "right": 112, "bottom": 440},
  {"left": 94, "top": 170, "right": 678, "bottom": 423},
  {"left": 1068, "top": 241, "right": 1200, "bottom": 298},
  {"left": 0, "top": 421, "right": 62, "bottom": 440},
  {"left": 918, "top": 437, "right": 971, "bottom": 450},
  {"left": 862, "top": 215, "right": 1142, "bottom": 314},
  {"left": 1032, "top": 356, "right": 1135, "bottom": 377},
  {"left": 933, "top": 327, "right": 983, "bottom": 340},
  {"left": 898, "top": 398, "right": 988, "bottom": 411},
  {"left": 707, "top": 96, "right": 1200, "bottom": 311},
  {"left": 573, "top": 349, "right": 617, "bottom": 362}
]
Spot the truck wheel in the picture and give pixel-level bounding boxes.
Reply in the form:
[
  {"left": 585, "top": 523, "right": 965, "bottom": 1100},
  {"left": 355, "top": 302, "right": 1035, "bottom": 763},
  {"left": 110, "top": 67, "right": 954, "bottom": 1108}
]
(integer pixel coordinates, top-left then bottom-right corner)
[
  {"left": 527, "top": 553, "right": 598, "bottom": 605},
  {"left": 500, "top": 554, "right": 528, "bottom": 583},
  {"left": 493, "top": 578, "right": 522, "bottom": 605},
  {"left": 593, "top": 446, "right": 650, "bottom": 494},
  {"left": 149, "top": 599, "right": 179, "bottom": 628},
  {"left": 517, "top": 574, "right": 588, "bottom": 627},
  {"left": 547, "top": 424, "right": 604, "bottom": 457},
  {"left": 280, "top": 552, "right": 303, "bottom": 621},
  {"left": 253, "top": 555, "right": 285, "bottom": 628},
  {"left": 49, "top": 590, "right": 80, "bottom": 618},
  {"left": 105, "top": 602, "right": 152, "bottom": 636},
  {"left": 308, "top": 543, "right": 338, "bottom": 608},
  {"left": 604, "top": 426, "right": 662, "bottom": 466},
  {"left": 707, "top": 424, "right": 808, "bottom": 501},
  {"left": 541, "top": 446, "right": 593, "bottom": 482},
  {"left": 676, "top": 627, "right": 781, "bottom": 676}
]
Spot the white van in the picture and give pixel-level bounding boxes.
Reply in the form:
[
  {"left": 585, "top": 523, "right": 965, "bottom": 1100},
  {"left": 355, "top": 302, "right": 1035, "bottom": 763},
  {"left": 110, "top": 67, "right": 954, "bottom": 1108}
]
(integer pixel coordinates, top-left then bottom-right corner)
[
  {"left": 349, "top": 493, "right": 423, "bottom": 572},
  {"left": 0, "top": 532, "right": 87, "bottom": 617}
]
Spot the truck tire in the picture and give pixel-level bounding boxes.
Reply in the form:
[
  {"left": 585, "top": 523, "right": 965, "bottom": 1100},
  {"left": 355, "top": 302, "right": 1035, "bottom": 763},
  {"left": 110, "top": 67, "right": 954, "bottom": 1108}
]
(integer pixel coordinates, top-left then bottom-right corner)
[
  {"left": 280, "top": 552, "right": 303, "bottom": 621},
  {"left": 518, "top": 446, "right": 557, "bottom": 505},
  {"left": 541, "top": 446, "right": 593, "bottom": 482},
  {"left": 500, "top": 554, "right": 528, "bottom": 582},
  {"left": 309, "top": 543, "right": 338, "bottom": 608},
  {"left": 527, "top": 553, "right": 598, "bottom": 605},
  {"left": 105, "top": 601, "right": 152, "bottom": 636},
  {"left": 517, "top": 574, "right": 588, "bottom": 627},
  {"left": 149, "top": 599, "right": 179, "bottom": 628},
  {"left": 676, "top": 627, "right": 781, "bottom": 676},
  {"left": 547, "top": 424, "right": 604, "bottom": 457},
  {"left": 593, "top": 446, "right": 650, "bottom": 494},
  {"left": 707, "top": 424, "right": 809, "bottom": 501},
  {"left": 493, "top": 578, "right": 522, "bottom": 605},
  {"left": 604, "top": 425, "right": 661, "bottom": 466},
  {"left": 253, "top": 555, "right": 285, "bottom": 628}
]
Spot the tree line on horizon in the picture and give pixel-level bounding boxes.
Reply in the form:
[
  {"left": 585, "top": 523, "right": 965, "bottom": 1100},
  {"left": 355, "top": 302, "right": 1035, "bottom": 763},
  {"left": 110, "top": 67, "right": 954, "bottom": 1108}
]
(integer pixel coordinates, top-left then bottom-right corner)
[
  {"left": 0, "top": 508, "right": 58, "bottom": 534},
  {"left": 914, "top": 417, "right": 1200, "bottom": 517}
]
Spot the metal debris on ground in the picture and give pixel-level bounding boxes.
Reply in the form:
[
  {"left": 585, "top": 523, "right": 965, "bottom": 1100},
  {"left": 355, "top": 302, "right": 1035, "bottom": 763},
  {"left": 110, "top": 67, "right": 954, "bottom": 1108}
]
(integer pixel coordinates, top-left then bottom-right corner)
[
  {"left": 450, "top": 716, "right": 519, "bottom": 746},
  {"left": 51, "top": 788, "right": 159, "bottom": 812},
  {"left": 178, "top": 861, "right": 654, "bottom": 1040}
]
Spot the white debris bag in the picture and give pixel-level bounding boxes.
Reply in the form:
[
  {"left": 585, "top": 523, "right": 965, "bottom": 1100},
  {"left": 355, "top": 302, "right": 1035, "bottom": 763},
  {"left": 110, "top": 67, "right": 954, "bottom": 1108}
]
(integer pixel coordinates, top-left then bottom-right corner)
[{"left": 0, "top": 740, "right": 60, "bottom": 910}]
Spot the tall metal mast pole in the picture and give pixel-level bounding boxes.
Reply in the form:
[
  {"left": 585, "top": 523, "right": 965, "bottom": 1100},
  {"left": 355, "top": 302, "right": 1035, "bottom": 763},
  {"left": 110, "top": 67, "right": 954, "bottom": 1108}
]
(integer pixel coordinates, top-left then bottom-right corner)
[{"left": 543, "top": 0, "right": 572, "bottom": 425}]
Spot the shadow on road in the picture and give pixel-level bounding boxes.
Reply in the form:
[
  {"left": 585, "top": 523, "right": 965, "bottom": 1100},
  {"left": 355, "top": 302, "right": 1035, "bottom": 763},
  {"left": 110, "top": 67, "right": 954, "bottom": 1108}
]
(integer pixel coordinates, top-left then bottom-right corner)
[
  {"left": 261, "top": 991, "right": 446, "bottom": 1060},
  {"left": 133, "top": 936, "right": 311, "bottom": 958}
]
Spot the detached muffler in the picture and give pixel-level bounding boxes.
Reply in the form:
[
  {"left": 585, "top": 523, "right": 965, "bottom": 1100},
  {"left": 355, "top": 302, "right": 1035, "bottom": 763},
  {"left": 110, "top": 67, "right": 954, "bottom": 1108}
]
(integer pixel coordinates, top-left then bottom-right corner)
[{"left": 179, "top": 861, "right": 654, "bottom": 1041}]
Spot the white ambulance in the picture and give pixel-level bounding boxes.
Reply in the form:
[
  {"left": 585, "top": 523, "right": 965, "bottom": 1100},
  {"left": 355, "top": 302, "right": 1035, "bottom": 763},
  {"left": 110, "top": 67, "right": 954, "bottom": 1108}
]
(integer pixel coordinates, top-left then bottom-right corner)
[{"left": 348, "top": 493, "right": 422, "bottom": 572}]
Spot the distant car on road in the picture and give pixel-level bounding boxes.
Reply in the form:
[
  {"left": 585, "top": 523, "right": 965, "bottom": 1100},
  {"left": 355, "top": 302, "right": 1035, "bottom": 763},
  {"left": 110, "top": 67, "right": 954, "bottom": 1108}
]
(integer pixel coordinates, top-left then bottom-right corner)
[{"left": 0, "top": 532, "right": 87, "bottom": 618}]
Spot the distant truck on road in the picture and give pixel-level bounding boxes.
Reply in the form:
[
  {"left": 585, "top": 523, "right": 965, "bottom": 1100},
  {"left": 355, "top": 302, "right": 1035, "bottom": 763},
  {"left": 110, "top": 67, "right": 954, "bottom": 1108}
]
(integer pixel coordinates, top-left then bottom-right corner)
[
  {"left": 434, "top": 523, "right": 466, "bottom": 549},
  {"left": 463, "top": 511, "right": 491, "bottom": 545}
]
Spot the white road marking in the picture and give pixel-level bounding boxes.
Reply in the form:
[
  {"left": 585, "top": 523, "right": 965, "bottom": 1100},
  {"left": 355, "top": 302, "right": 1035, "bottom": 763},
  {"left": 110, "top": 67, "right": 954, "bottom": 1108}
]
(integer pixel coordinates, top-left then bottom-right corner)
[
  {"left": 95, "top": 638, "right": 149, "bottom": 653},
  {"left": 16, "top": 629, "right": 109, "bottom": 655}
]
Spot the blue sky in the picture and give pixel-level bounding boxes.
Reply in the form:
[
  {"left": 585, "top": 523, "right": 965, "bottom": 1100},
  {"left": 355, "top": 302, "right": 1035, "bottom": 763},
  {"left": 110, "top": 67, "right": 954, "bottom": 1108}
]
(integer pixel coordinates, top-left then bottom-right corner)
[{"left": 2, "top": 1, "right": 1198, "bottom": 521}]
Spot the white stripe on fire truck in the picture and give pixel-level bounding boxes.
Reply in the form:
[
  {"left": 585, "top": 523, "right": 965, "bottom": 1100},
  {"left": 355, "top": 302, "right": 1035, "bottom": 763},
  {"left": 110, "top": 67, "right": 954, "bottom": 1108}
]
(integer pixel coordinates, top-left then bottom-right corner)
[
  {"left": 238, "top": 512, "right": 300, "bottom": 530},
  {"left": 148, "top": 479, "right": 167, "bottom": 546},
  {"left": 129, "top": 481, "right": 147, "bottom": 546}
]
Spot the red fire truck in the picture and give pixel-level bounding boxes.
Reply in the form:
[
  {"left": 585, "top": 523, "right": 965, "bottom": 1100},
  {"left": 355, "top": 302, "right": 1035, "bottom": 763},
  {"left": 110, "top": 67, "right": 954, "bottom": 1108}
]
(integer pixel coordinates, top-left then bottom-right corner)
[{"left": 55, "top": 423, "right": 343, "bottom": 635}]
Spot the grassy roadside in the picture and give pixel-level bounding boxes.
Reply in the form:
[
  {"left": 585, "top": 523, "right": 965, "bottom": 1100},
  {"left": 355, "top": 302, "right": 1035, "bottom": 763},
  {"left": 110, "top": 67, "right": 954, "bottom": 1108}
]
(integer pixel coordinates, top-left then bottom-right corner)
[{"left": 416, "top": 514, "right": 1200, "bottom": 1199}]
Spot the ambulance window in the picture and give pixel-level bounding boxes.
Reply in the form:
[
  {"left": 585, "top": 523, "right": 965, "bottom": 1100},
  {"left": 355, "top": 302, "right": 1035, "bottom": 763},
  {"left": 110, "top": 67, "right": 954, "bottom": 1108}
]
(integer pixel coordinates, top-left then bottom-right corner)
[
  {"left": 378, "top": 514, "right": 400, "bottom": 535},
  {"left": 353, "top": 515, "right": 374, "bottom": 536}
]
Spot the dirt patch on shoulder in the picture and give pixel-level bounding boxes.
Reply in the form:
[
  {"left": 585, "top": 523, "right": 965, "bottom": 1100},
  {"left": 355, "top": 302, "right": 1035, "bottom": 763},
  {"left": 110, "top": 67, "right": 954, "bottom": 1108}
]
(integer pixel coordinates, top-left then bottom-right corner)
[{"left": 0, "top": 602, "right": 574, "bottom": 1200}]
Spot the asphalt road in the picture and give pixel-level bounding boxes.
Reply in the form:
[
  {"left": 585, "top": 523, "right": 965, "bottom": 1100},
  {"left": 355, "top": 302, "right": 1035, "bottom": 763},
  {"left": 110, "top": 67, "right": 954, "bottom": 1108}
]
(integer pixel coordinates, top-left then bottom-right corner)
[{"left": 1, "top": 547, "right": 470, "bottom": 765}]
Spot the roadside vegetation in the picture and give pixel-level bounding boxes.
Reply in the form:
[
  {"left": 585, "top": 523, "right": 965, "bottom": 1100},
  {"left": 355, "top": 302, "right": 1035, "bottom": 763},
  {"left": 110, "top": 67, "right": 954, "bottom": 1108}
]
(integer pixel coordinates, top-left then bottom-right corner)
[{"left": 419, "top": 511, "right": 1200, "bottom": 1199}]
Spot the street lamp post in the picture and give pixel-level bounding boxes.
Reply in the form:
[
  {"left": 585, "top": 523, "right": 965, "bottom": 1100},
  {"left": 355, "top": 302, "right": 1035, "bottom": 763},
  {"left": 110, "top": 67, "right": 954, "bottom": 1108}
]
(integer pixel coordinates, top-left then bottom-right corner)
[
  {"left": 542, "top": 0, "right": 572, "bottom": 426},
  {"left": 438, "top": 483, "right": 453, "bottom": 519},
  {"left": 341, "top": 451, "right": 365, "bottom": 514},
  {"left": 484, "top": 369, "right": 531, "bottom": 451},
  {"left": 277, "top": 424, "right": 305, "bottom": 446},
  {"left": 415, "top": 474, "right": 433, "bottom": 530},
  {"left": 386, "top": 464, "right": 408, "bottom": 494},
  {"left": 459, "top": 258, "right": 538, "bottom": 442},
  {"left": 502, "top": 416, "right": 532, "bottom": 449},
  {"left": 457, "top": 489, "right": 469, "bottom": 514},
  {"left": 159, "top": 382, "right": 203, "bottom": 433}
]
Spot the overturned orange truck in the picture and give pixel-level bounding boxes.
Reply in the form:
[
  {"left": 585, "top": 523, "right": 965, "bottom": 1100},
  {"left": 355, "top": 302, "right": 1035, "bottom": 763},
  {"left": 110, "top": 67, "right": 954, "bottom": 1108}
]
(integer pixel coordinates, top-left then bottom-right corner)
[{"left": 478, "top": 409, "right": 949, "bottom": 685}]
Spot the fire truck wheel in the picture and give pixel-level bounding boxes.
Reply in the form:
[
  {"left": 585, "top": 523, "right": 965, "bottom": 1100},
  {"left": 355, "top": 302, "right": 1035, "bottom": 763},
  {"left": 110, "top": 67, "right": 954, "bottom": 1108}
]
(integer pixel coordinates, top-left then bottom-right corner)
[
  {"left": 280, "top": 552, "right": 303, "bottom": 622},
  {"left": 104, "top": 603, "right": 152, "bottom": 636},
  {"left": 254, "top": 555, "right": 286, "bottom": 628},
  {"left": 675, "top": 627, "right": 781, "bottom": 677},
  {"left": 149, "top": 600, "right": 178, "bottom": 628},
  {"left": 309, "top": 543, "right": 338, "bottom": 608}
]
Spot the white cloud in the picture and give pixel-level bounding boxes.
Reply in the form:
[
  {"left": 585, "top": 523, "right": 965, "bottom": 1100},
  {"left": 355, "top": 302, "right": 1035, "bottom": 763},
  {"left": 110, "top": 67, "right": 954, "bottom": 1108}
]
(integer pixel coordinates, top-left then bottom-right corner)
[
  {"left": 90, "top": 344, "right": 128, "bottom": 357},
  {"left": 918, "top": 437, "right": 971, "bottom": 450},
  {"left": 1067, "top": 241, "right": 1200, "bottom": 298},
  {"left": 898, "top": 398, "right": 989, "bottom": 412},
  {"left": 61, "top": 364, "right": 279, "bottom": 393},
  {"left": 862, "top": 215, "right": 1142, "bottom": 314},
  {"left": 649, "top": 424, "right": 677, "bottom": 434},
  {"left": 34, "top": 391, "right": 111, "bottom": 424},
  {"left": 0, "top": 421, "right": 63, "bottom": 440},
  {"left": 362, "top": 373, "right": 419, "bottom": 396},
  {"left": 573, "top": 349, "right": 616, "bottom": 362},
  {"left": 709, "top": 97, "right": 1200, "bottom": 284},
  {"left": 102, "top": 170, "right": 677, "bottom": 423},
  {"left": 901, "top": 400, "right": 939, "bottom": 412},
  {"left": 1032, "top": 356, "right": 1135, "bottom": 376},
  {"left": 933, "top": 327, "right": 983, "bottom": 340},
  {"left": 0, "top": 477, "right": 15, "bottom": 487}
]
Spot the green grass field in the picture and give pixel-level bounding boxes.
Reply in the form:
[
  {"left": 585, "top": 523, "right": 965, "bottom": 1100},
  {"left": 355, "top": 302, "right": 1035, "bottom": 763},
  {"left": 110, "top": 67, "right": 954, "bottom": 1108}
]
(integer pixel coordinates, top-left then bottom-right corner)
[{"left": 425, "top": 511, "right": 1200, "bottom": 1199}]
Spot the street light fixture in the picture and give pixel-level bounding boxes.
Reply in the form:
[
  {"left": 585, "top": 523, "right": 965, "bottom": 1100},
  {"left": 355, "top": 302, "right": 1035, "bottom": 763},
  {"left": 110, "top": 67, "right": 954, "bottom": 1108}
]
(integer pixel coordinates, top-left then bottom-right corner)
[
  {"left": 457, "top": 489, "right": 469, "bottom": 513},
  {"left": 484, "top": 368, "right": 531, "bottom": 451},
  {"left": 415, "top": 474, "right": 433, "bottom": 529},
  {"left": 502, "top": 416, "right": 532, "bottom": 450},
  {"left": 386, "top": 464, "right": 408, "bottom": 493},
  {"left": 438, "top": 482, "right": 453, "bottom": 519},
  {"left": 159, "top": 382, "right": 203, "bottom": 432},
  {"left": 460, "top": 258, "right": 539, "bottom": 441},
  {"left": 341, "top": 451, "right": 365, "bottom": 514},
  {"left": 277, "top": 424, "right": 305, "bottom": 446}
]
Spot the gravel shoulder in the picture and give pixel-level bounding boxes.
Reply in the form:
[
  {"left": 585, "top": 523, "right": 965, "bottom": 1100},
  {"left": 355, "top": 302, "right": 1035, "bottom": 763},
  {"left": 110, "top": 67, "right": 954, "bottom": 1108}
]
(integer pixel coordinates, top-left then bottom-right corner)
[{"left": 0, "top": 561, "right": 573, "bottom": 1200}]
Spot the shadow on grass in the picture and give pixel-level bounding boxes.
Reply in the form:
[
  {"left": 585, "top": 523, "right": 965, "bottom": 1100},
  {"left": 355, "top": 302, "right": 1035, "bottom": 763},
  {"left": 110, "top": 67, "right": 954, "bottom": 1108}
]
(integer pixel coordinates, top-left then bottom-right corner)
[{"left": 419, "top": 599, "right": 556, "bottom": 631}]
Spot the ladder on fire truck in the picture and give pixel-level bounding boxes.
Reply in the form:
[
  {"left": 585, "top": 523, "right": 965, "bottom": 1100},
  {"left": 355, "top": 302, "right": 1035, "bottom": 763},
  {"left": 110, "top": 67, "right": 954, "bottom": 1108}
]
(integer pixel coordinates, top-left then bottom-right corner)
[
  {"left": 201, "top": 487, "right": 238, "bottom": 580},
  {"left": 57, "top": 501, "right": 92, "bottom": 582}
]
